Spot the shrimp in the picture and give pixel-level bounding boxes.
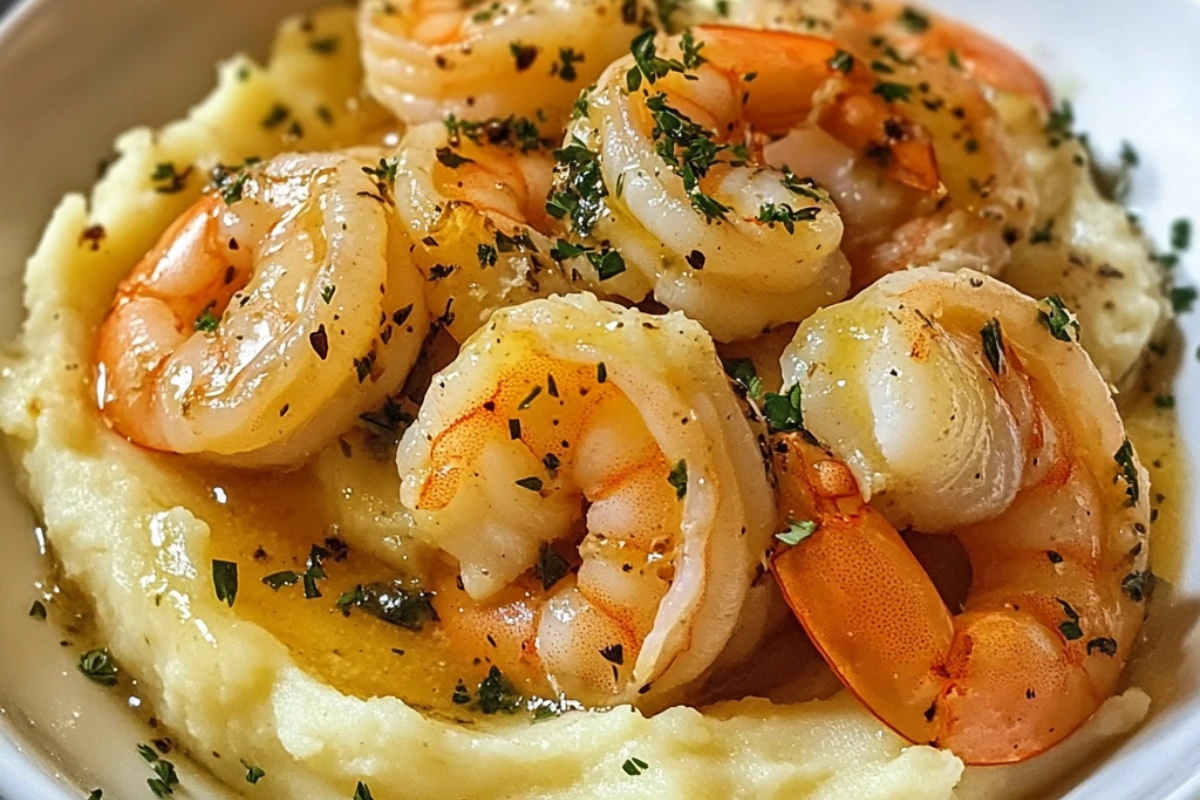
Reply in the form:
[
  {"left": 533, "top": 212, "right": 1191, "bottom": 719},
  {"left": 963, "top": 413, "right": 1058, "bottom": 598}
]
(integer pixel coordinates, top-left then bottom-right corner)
[
  {"left": 395, "top": 293, "right": 777, "bottom": 706},
  {"left": 760, "top": 21, "right": 1037, "bottom": 288},
  {"left": 94, "top": 151, "right": 429, "bottom": 468},
  {"left": 393, "top": 119, "right": 582, "bottom": 342},
  {"left": 768, "top": 268, "right": 1150, "bottom": 763},
  {"left": 358, "top": 0, "right": 648, "bottom": 129},
  {"left": 557, "top": 26, "right": 973, "bottom": 340}
]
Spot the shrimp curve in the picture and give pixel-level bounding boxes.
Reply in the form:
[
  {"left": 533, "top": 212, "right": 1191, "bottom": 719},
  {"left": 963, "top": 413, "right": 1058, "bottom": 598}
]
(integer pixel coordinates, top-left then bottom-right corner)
[
  {"left": 769, "top": 269, "right": 1150, "bottom": 763},
  {"left": 395, "top": 293, "right": 777, "bottom": 707},
  {"left": 94, "top": 151, "right": 429, "bottom": 468}
]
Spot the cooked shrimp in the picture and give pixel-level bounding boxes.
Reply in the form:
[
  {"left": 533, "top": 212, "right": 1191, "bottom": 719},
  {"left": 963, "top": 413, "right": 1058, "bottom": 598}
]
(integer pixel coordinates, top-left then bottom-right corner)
[
  {"left": 562, "top": 25, "right": 983, "bottom": 338},
  {"left": 395, "top": 293, "right": 777, "bottom": 706},
  {"left": 393, "top": 120, "right": 581, "bottom": 342},
  {"left": 768, "top": 269, "right": 1150, "bottom": 763},
  {"left": 359, "top": 0, "right": 647, "bottom": 129},
  {"left": 761, "top": 22, "right": 1037, "bottom": 288},
  {"left": 94, "top": 151, "right": 429, "bottom": 468}
]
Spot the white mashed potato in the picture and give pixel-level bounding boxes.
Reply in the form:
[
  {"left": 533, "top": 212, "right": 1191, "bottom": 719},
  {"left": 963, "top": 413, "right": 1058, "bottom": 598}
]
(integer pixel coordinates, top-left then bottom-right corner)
[{"left": 0, "top": 6, "right": 1154, "bottom": 799}]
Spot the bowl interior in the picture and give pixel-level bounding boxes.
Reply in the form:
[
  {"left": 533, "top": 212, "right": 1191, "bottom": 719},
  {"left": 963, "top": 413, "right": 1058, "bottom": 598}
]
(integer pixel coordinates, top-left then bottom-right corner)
[{"left": 0, "top": 0, "right": 1197, "bottom": 798}]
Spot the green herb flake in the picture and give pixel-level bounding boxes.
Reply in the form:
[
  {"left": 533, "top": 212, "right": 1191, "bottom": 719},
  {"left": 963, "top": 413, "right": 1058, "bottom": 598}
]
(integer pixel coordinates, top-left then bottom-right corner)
[
  {"left": 1038, "top": 295, "right": 1081, "bottom": 342},
  {"left": 723, "top": 358, "right": 763, "bottom": 400},
  {"left": 87, "top": 791, "right": 103, "bottom": 800},
  {"left": 535, "top": 543, "right": 570, "bottom": 590},
  {"left": 1122, "top": 570, "right": 1152, "bottom": 602},
  {"left": 1114, "top": 438, "right": 1140, "bottom": 506},
  {"left": 763, "top": 384, "right": 804, "bottom": 432},
  {"left": 477, "top": 665, "right": 523, "bottom": 714},
  {"left": 262, "top": 571, "right": 301, "bottom": 591},
  {"left": 1056, "top": 598, "right": 1083, "bottom": 641},
  {"left": 241, "top": 760, "right": 265, "bottom": 785},
  {"left": 353, "top": 782, "right": 376, "bottom": 800},
  {"left": 667, "top": 459, "right": 688, "bottom": 499},
  {"left": 828, "top": 50, "right": 854, "bottom": 74},
  {"left": 898, "top": 6, "right": 931, "bottom": 32},
  {"left": 1172, "top": 218, "right": 1192, "bottom": 251},
  {"left": 757, "top": 202, "right": 820, "bottom": 234},
  {"left": 547, "top": 138, "right": 608, "bottom": 235},
  {"left": 1086, "top": 637, "right": 1118, "bottom": 657},
  {"left": 555, "top": 47, "right": 584, "bottom": 82},
  {"left": 138, "top": 744, "right": 180, "bottom": 798},
  {"left": 622, "top": 757, "right": 650, "bottom": 776},
  {"left": 980, "top": 318, "right": 1005, "bottom": 374},
  {"left": 1171, "top": 285, "right": 1197, "bottom": 314},
  {"left": 150, "top": 162, "right": 192, "bottom": 194},
  {"left": 322, "top": 285, "right": 336, "bottom": 304},
  {"left": 337, "top": 580, "right": 439, "bottom": 630},
  {"left": 477, "top": 243, "right": 498, "bottom": 267},
  {"left": 596, "top": 362, "right": 608, "bottom": 384},
  {"left": 212, "top": 559, "right": 239, "bottom": 608},
  {"left": 587, "top": 246, "right": 627, "bottom": 280},
  {"left": 510, "top": 41, "right": 539, "bottom": 71},
  {"left": 29, "top": 600, "right": 47, "bottom": 620},
  {"left": 776, "top": 518, "right": 818, "bottom": 546},
  {"left": 872, "top": 82, "right": 912, "bottom": 103},
  {"left": 1155, "top": 394, "right": 1176, "bottom": 409},
  {"left": 79, "top": 649, "right": 118, "bottom": 686},
  {"left": 452, "top": 680, "right": 472, "bottom": 705}
]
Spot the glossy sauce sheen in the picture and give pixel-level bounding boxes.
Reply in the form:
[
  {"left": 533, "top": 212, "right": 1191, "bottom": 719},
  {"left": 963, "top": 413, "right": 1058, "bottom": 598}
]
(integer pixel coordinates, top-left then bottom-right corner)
[{"left": 175, "top": 387, "right": 1188, "bottom": 719}]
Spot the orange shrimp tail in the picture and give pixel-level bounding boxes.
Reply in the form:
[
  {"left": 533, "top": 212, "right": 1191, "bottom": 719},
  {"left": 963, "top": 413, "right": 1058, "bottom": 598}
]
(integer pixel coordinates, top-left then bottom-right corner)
[
  {"left": 770, "top": 434, "right": 952, "bottom": 746},
  {"left": 922, "top": 21, "right": 1052, "bottom": 110}
]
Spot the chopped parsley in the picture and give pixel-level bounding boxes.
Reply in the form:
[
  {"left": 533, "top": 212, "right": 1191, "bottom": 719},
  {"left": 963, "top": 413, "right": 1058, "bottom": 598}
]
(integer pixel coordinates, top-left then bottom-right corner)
[
  {"left": 1045, "top": 100, "right": 1075, "bottom": 144},
  {"left": 353, "top": 782, "right": 376, "bottom": 800},
  {"left": 139, "top": 742, "right": 180, "bottom": 798},
  {"left": 1155, "top": 394, "right": 1176, "bottom": 409},
  {"left": 625, "top": 27, "right": 687, "bottom": 90},
  {"left": 547, "top": 139, "right": 608, "bottom": 235},
  {"left": 78, "top": 649, "right": 118, "bottom": 686},
  {"left": 1029, "top": 217, "right": 1056, "bottom": 244},
  {"left": 723, "top": 357, "right": 763, "bottom": 400},
  {"left": 550, "top": 238, "right": 591, "bottom": 262},
  {"left": 1172, "top": 218, "right": 1192, "bottom": 251},
  {"left": 477, "top": 243, "right": 498, "bottom": 267},
  {"left": 336, "top": 580, "right": 439, "bottom": 630},
  {"left": 776, "top": 518, "right": 817, "bottom": 546},
  {"left": 828, "top": 49, "right": 854, "bottom": 74},
  {"left": 587, "top": 246, "right": 627, "bottom": 280},
  {"left": 757, "top": 202, "right": 820, "bottom": 234},
  {"left": 516, "top": 476, "right": 545, "bottom": 492},
  {"left": 150, "top": 162, "right": 192, "bottom": 194},
  {"left": 980, "top": 318, "right": 1005, "bottom": 374},
  {"left": 667, "top": 459, "right": 688, "bottom": 499},
  {"left": 622, "top": 757, "right": 650, "bottom": 776},
  {"left": 872, "top": 82, "right": 912, "bottom": 103},
  {"left": 212, "top": 560, "right": 238, "bottom": 608},
  {"left": 643, "top": 93, "right": 732, "bottom": 221},
  {"left": 444, "top": 114, "right": 544, "bottom": 152},
  {"left": 535, "top": 543, "right": 570, "bottom": 590},
  {"left": 1122, "top": 570, "right": 1152, "bottom": 602},
  {"left": 597, "top": 362, "right": 608, "bottom": 383},
  {"left": 1038, "top": 295, "right": 1081, "bottom": 342},
  {"left": 29, "top": 600, "right": 47, "bottom": 620},
  {"left": 194, "top": 303, "right": 221, "bottom": 333},
  {"left": 262, "top": 571, "right": 301, "bottom": 591},
  {"left": 1114, "top": 438, "right": 1140, "bottom": 506},
  {"left": 362, "top": 157, "right": 399, "bottom": 186},
  {"left": 87, "top": 791, "right": 103, "bottom": 800},
  {"left": 452, "top": 680, "right": 472, "bottom": 705},
  {"left": 763, "top": 384, "right": 804, "bottom": 432},
  {"left": 1171, "top": 285, "right": 1196, "bottom": 313},
  {"left": 518, "top": 385, "right": 543, "bottom": 410},
  {"left": 897, "top": 6, "right": 930, "bottom": 32},
  {"left": 241, "top": 760, "right": 265, "bottom": 785},
  {"left": 555, "top": 47, "right": 584, "bottom": 82},
  {"left": 509, "top": 41, "right": 539, "bottom": 71},
  {"left": 321, "top": 285, "right": 336, "bottom": 304},
  {"left": 477, "top": 665, "right": 522, "bottom": 714},
  {"left": 1056, "top": 599, "right": 1083, "bottom": 641}
]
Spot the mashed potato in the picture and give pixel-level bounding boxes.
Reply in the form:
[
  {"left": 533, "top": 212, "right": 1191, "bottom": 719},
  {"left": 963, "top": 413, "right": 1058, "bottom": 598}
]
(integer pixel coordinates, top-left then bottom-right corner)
[{"left": 0, "top": 7, "right": 1154, "bottom": 799}]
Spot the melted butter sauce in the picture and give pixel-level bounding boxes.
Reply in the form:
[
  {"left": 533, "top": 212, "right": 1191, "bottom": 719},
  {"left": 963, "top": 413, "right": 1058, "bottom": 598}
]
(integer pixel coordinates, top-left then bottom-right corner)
[{"left": 194, "top": 462, "right": 483, "bottom": 718}]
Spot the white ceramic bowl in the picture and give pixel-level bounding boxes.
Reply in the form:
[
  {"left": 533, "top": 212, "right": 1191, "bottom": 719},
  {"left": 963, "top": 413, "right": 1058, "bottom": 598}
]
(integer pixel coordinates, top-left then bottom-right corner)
[{"left": 0, "top": 0, "right": 1196, "bottom": 798}]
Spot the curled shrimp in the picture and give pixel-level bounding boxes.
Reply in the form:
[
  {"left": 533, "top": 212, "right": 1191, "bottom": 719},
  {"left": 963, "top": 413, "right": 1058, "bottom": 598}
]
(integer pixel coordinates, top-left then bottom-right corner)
[
  {"left": 768, "top": 268, "right": 1150, "bottom": 763},
  {"left": 395, "top": 293, "right": 777, "bottom": 706},
  {"left": 393, "top": 119, "right": 580, "bottom": 342},
  {"left": 359, "top": 0, "right": 647, "bottom": 129},
  {"left": 560, "top": 25, "right": 969, "bottom": 340},
  {"left": 722, "top": 6, "right": 1038, "bottom": 287},
  {"left": 94, "top": 151, "right": 429, "bottom": 468}
]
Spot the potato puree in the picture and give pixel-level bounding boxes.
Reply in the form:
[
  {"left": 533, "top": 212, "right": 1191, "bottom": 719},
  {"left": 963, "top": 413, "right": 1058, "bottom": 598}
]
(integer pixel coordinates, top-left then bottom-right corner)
[{"left": 0, "top": 7, "right": 1178, "bottom": 799}]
